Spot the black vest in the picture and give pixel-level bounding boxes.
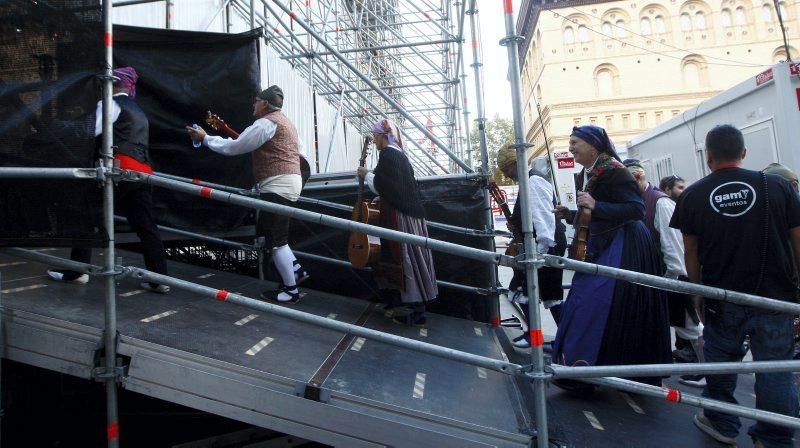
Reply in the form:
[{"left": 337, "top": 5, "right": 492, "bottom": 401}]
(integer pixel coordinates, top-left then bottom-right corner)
[
  {"left": 112, "top": 95, "right": 150, "bottom": 165},
  {"left": 509, "top": 169, "right": 567, "bottom": 253}
]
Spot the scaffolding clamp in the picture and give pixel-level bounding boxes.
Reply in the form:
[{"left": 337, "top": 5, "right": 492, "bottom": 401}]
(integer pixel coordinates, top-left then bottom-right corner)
[
  {"left": 518, "top": 363, "right": 555, "bottom": 381},
  {"left": 499, "top": 35, "right": 525, "bottom": 46},
  {"left": 93, "top": 365, "right": 127, "bottom": 382}
]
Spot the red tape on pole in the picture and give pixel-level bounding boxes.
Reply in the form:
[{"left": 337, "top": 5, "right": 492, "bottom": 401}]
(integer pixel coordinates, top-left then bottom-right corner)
[
  {"left": 504, "top": 0, "right": 513, "bottom": 13},
  {"left": 289, "top": 11, "right": 297, "bottom": 20},
  {"left": 199, "top": 186, "right": 212, "bottom": 198},
  {"left": 529, "top": 329, "right": 544, "bottom": 347},
  {"left": 191, "top": 178, "right": 202, "bottom": 185},
  {"left": 491, "top": 316, "right": 500, "bottom": 327},
  {"left": 107, "top": 422, "right": 119, "bottom": 440},
  {"left": 665, "top": 388, "right": 681, "bottom": 403},
  {"left": 215, "top": 289, "right": 229, "bottom": 302},
  {"left": 104, "top": 32, "right": 112, "bottom": 47}
]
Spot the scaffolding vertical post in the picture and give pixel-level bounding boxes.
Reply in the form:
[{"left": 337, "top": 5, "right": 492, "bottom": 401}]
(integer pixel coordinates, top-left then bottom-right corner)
[
  {"left": 165, "top": 0, "right": 173, "bottom": 29},
  {"left": 501, "top": 1, "right": 549, "bottom": 446},
  {"left": 101, "top": 1, "right": 120, "bottom": 447},
  {"left": 250, "top": 0, "right": 256, "bottom": 29},
  {"left": 467, "top": 0, "right": 488, "bottom": 172}
]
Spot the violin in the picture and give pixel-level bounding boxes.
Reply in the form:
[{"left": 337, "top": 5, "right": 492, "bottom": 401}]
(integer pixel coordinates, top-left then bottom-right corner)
[
  {"left": 488, "top": 182, "right": 521, "bottom": 256},
  {"left": 348, "top": 137, "right": 381, "bottom": 268},
  {"left": 568, "top": 206, "right": 591, "bottom": 261}
]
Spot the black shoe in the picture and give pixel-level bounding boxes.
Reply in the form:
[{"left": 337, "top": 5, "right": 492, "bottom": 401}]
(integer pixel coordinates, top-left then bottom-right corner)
[
  {"left": 260, "top": 285, "right": 301, "bottom": 304},
  {"left": 393, "top": 313, "right": 426, "bottom": 328}
]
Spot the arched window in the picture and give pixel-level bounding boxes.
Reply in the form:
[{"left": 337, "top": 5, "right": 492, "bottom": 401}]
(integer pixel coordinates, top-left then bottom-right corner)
[
  {"left": 680, "top": 13, "right": 692, "bottom": 31},
  {"left": 735, "top": 7, "right": 747, "bottom": 25},
  {"left": 641, "top": 17, "right": 652, "bottom": 35},
  {"left": 654, "top": 15, "right": 666, "bottom": 33},
  {"left": 721, "top": 9, "right": 732, "bottom": 26},
  {"left": 536, "top": 85, "right": 543, "bottom": 101},
  {"left": 577, "top": 25, "right": 590, "bottom": 42},
  {"left": 597, "top": 70, "right": 613, "bottom": 96},
  {"left": 594, "top": 64, "right": 620, "bottom": 97},
  {"left": 602, "top": 21, "right": 613, "bottom": 35},
  {"left": 695, "top": 12, "right": 707, "bottom": 29},
  {"left": 564, "top": 26, "right": 575, "bottom": 44},
  {"left": 762, "top": 4, "right": 774, "bottom": 22},
  {"left": 682, "top": 55, "right": 708, "bottom": 89},
  {"left": 615, "top": 20, "right": 628, "bottom": 37},
  {"left": 683, "top": 63, "right": 701, "bottom": 89}
]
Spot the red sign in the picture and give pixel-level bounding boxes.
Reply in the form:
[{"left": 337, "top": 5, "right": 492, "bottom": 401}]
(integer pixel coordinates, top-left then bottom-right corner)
[
  {"left": 791, "top": 63, "right": 800, "bottom": 76},
  {"left": 756, "top": 68, "right": 774, "bottom": 86},
  {"left": 557, "top": 158, "right": 575, "bottom": 169}
]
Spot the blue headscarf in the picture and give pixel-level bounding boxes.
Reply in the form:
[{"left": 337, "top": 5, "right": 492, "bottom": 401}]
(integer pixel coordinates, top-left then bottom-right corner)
[{"left": 571, "top": 125, "right": 621, "bottom": 162}]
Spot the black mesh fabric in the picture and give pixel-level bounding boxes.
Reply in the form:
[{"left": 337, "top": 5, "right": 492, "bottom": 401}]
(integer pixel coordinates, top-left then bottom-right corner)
[
  {"left": 0, "top": 1, "right": 105, "bottom": 247},
  {"left": 292, "top": 177, "right": 496, "bottom": 323},
  {"left": 113, "top": 25, "right": 261, "bottom": 232}
]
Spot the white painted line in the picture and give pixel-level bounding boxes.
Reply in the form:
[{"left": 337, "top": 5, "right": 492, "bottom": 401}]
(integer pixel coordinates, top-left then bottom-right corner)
[
  {"left": 583, "top": 411, "right": 604, "bottom": 430},
  {"left": 197, "top": 273, "right": 215, "bottom": 279},
  {"left": 1, "top": 284, "right": 47, "bottom": 294},
  {"left": 477, "top": 367, "right": 488, "bottom": 379},
  {"left": 419, "top": 328, "right": 428, "bottom": 337},
  {"left": 385, "top": 309, "right": 395, "bottom": 318},
  {"left": 3, "top": 274, "right": 47, "bottom": 284},
  {"left": 413, "top": 372, "right": 426, "bottom": 399},
  {"left": 0, "top": 261, "right": 26, "bottom": 268},
  {"left": 35, "top": 248, "right": 58, "bottom": 252},
  {"left": 120, "top": 289, "right": 146, "bottom": 297},
  {"left": 474, "top": 327, "right": 483, "bottom": 336},
  {"left": 620, "top": 392, "right": 645, "bottom": 415},
  {"left": 326, "top": 313, "right": 338, "bottom": 320},
  {"left": 351, "top": 337, "right": 366, "bottom": 351},
  {"left": 245, "top": 337, "right": 275, "bottom": 356},
  {"left": 140, "top": 310, "right": 178, "bottom": 323},
  {"left": 234, "top": 314, "right": 259, "bottom": 326}
]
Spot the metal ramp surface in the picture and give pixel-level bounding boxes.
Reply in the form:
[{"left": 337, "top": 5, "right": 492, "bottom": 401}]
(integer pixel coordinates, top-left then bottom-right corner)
[{"left": 0, "top": 249, "right": 533, "bottom": 448}]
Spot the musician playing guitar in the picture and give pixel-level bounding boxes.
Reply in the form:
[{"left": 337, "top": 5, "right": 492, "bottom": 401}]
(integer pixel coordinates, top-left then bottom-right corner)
[
  {"left": 186, "top": 85, "right": 310, "bottom": 304},
  {"left": 495, "top": 144, "right": 567, "bottom": 348}
]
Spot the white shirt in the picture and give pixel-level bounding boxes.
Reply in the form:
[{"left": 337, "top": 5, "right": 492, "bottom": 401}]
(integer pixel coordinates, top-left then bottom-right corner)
[
  {"left": 93, "top": 92, "right": 126, "bottom": 137},
  {"left": 654, "top": 196, "right": 687, "bottom": 278},
  {"left": 529, "top": 175, "right": 557, "bottom": 254},
  {"left": 203, "top": 117, "right": 303, "bottom": 200}
]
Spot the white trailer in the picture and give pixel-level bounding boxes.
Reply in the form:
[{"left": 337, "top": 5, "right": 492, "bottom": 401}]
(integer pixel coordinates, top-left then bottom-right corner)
[{"left": 628, "top": 61, "right": 800, "bottom": 185}]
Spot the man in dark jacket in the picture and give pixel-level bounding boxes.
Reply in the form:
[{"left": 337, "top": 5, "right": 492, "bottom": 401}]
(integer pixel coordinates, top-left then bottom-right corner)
[{"left": 47, "top": 67, "right": 170, "bottom": 293}]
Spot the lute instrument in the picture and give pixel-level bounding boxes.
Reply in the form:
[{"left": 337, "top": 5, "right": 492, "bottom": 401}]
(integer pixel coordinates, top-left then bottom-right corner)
[
  {"left": 205, "top": 111, "right": 240, "bottom": 138},
  {"left": 347, "top": 136, "right": 381, "bottom": 268},
  {"left": 488, "top": 182, "right": 521, "bottom": 256}
]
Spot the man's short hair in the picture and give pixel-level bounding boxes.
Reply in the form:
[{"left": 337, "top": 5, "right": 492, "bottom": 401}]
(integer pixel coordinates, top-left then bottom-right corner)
[
  {"left": 659, "top": 174, "right": 684, "bottom": 191},
  {"left": 705, "top": 124, "right": 745, "bottom": 162}
]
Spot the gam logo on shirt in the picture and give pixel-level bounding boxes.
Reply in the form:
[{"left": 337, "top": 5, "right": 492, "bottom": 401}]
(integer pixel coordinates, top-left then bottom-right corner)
[{"left": 708, "top": 181, "right": 757, "bottom": 217}]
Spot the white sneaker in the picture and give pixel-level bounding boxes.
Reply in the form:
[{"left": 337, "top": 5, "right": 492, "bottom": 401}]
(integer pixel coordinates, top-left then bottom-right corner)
[
  {"left": 140, "top": 282, "right": 170, "bottom": 294},
  {"left": 513, "top": 337, "right": 531, "bottom": 348},
  {"left": 47, "top": 270, "right": 89, "bottom": 285}
]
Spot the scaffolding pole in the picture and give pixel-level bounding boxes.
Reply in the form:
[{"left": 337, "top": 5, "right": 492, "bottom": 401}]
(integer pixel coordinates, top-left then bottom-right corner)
[{"left": 101, "top": 1, "right": 120, "bottom": 446}]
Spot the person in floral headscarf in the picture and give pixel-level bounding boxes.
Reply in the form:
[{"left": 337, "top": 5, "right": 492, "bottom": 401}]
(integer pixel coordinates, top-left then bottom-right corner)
[
  {"left": 552, "top": 125, "right": 671, "bottom": 391},
  {"left": 356, "top": 119, "right": 437, "bottom": 326}
]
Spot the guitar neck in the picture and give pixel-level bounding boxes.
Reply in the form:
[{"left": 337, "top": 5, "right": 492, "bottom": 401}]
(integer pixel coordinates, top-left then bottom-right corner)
[{"left": 219, "top": 124, "right": 239, "bottom": 139}]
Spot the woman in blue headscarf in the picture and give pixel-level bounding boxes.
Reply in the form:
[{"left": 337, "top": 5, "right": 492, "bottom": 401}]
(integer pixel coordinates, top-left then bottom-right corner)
[
  {"left": 357, "top": 119, "right": 438, "bottom": 326},
  {"left": 552, "top": 125, "right": 671, "bottom": 389}
]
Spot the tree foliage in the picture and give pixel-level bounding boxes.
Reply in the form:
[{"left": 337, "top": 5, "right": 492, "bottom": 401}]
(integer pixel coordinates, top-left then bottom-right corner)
[{"left": 469, "top": 115, "right": 515, "bottom": 185}]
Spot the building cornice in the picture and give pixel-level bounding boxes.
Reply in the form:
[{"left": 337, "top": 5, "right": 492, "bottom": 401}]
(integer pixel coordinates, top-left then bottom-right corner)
[{"left": 549, "top": 91, "right": 721, "bottom": 109}]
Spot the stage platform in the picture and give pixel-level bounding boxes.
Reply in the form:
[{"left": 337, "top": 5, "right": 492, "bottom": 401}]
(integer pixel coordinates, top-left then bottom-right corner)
[{"left": 0, "top": 249, "right": 793, "bottom": 447}]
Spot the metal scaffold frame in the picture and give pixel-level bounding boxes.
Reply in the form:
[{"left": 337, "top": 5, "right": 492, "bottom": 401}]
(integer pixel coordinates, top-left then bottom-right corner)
[
  {"left": 226, "top": 0, "right": 476, "bottom": 174},
  {"left": 3, "top": 1, "right": 800, "bottom": 447}
]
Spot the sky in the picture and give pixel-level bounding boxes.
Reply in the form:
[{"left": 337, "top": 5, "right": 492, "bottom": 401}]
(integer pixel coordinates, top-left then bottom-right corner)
[{"left": 471, "top": 1, "right": 519, "bottom": 120}]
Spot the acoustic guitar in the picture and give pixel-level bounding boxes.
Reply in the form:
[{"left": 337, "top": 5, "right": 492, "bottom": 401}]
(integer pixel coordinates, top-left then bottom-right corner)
[
  {"left": 347, "top": 136, "right": 381, "bottom": 268},
  {"left": 205, "top": 111, "right": 240, "bottom": 139}
]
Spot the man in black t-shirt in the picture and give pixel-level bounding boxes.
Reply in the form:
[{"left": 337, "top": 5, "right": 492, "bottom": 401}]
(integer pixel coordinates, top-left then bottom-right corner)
[{"left": 671, "top": 125, "right": 800, "bottom": 447}]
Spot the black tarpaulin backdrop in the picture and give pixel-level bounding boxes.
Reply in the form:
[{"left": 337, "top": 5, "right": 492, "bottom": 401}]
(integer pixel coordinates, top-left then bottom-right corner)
[{"left": 114, "top": 25, "right": 260, "bottom": 232}]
